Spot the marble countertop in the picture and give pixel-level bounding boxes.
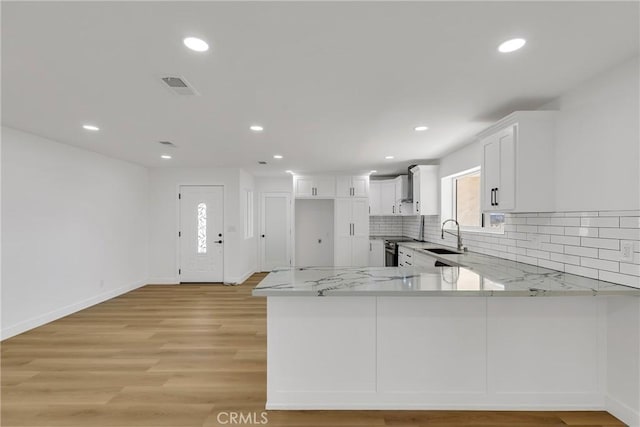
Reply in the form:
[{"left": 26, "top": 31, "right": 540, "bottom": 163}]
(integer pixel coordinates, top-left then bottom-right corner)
[{"left": 253, "top": 242, "right": 640, "bottom": 297}]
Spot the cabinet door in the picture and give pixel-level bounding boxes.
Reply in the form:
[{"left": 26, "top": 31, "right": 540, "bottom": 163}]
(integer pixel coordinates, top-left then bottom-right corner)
[
  {"left": 412, "top": 169, "right": 421, "bottom": 214},
  {"left": 351, "top": 198, "right": 369, "bottom": 238},
  {"left": 369, "top": 182, "right": 381, "bottom": 215},
  {"left": 295, "top": 177, "right": 314, "bottom": 197},
  {"left": 380, "top": 181, "right": 397, "bottom": 215},
  {"left": 482, "top": 137, "right": 500, "bottom": 211},
  {"left": 334, "top": 199, "right": 352, "bottom": 267},
  {"left": 497, "top": 126, "right": 515, "bottom": 210},
  {"left": 336, "top": 176, "right": 352, "bottom": 198},
  {"left": 352, "top": 176, "right": 369, "bottom": 197},
  {"left": 315, "top": 176, "right": 336, "bottom": 197},
  {"left": 334, "top": 236, "right": 352, "bottom": 267},
  {"left": 368, "top": 240, "right": 384, "bottom": 267},
  {"left": 351, "top": 236, "right": 370, "bottom": 267}
]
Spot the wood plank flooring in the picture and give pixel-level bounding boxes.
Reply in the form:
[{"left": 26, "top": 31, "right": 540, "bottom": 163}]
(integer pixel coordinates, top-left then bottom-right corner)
[{"left": 1, "top": 273, "right": 626, "bottom": 427}]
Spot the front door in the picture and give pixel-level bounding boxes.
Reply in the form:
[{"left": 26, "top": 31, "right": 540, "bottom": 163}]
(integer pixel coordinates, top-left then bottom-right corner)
[{"left": 179, "top": 186, "right": 224, "bottom": 282}]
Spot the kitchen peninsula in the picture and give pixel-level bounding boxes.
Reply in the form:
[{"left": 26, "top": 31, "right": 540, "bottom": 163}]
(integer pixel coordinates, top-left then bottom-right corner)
[{"left": 253, "top": 249, "right": 640, "bottom": 424}]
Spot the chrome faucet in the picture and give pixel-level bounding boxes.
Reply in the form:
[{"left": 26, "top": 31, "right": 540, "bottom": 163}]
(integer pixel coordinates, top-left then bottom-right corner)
[{"left": 441, "top": 218, "right": 464, "bottom": 252}]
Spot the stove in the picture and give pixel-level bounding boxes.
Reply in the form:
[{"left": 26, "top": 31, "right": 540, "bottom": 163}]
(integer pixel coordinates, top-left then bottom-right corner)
[{"left": 381, "top": 237, "right": 416, "bottom": 267}]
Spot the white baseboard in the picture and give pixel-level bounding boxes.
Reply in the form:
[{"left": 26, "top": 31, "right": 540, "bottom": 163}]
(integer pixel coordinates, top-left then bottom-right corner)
[
  {"left": 147, "top": 277, "right": 179, "bottom": 285},
  {"left": 226, "top": 269, "right": 256, "bottom": 285},
  {"left": 1, "top": 279, "right": 147, "bottom": 340},
  {"left": 606, "top": 395, "right": 640, "bottom": 427}
]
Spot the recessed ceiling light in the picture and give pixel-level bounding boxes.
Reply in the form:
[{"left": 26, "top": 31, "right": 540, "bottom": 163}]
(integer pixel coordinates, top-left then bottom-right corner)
[
  {"left": 161, "top": 154, "right": 172, "bottom": 159},
  {"left": 498, "top": 38, "right": 526, "bottom": 53},
  {"left": 82, "top": 124, "right": 99, "bottom": 131},
  {"left": 250, "top": 125, "right": 264, "bottom": 132},
  {"left": 414, "top": 125, "right": 429, "bottom": 131},
  {"left": 370, "top": 170, "right": 377, "bottom": 174},
  {"left": 385, "top": 156, "right": 394, "bottom": 160},
  {"left": 273, "top": 154, "right": 283, "bottom": 159},
  {"left": 183, "top": 37, "right": 209, "bottom": 52}
]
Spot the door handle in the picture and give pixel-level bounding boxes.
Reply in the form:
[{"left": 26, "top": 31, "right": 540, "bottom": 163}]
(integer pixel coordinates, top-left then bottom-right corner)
[{"left": 261, "top": 234, "right": 265, "bottom": 238}]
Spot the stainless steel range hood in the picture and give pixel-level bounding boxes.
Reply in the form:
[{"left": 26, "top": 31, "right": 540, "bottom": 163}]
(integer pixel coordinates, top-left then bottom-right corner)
[{"left": 402, "top": 164, "right": 417, "bottom": 203}]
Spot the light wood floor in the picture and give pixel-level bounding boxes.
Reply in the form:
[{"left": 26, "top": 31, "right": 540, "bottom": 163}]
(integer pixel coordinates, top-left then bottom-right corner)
[{"left": 1, "top": 273, "right": 626, "bottom": 427}]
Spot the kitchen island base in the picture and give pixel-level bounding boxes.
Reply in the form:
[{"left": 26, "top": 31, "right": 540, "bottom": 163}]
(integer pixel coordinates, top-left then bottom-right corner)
[{"left": 266, "top": 295, "right": 639, "bottom": 426}]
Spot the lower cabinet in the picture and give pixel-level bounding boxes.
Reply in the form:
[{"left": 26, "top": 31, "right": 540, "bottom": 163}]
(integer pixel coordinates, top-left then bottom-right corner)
[
  {"left": 335, "top": 198, "right": 370, "bottom": 266},
  {"left": 398, "top": 247, "right": 414, "bottom": 267},
  {"left": 368, "top": 239, "right": 385, "bottom": 267}
]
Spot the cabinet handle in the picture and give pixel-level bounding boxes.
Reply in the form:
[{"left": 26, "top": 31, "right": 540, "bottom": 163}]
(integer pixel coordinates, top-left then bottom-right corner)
[
  {"left": 370, "top": 242, "right": 372, "bottom": 251},
  {"left": 399, "top": 204, "right": 402, "bottom": 214},
  {"left": 491, "top": 188, "right": 497, "bottom": 206},
  {"left": 352, "top": 223, "right": 355, "bottom": 235},
  {"left": 490, "top": 188, "right": 494, "bottom": 206},
  {"left": 495, "top": 187, "right": 499, "bottom": 206},
  {"left": 416, "top": 201, "right": 420, "bottom": 213},
  {"left": 393, "top": 205, "right": 395, "bottom": 214}
]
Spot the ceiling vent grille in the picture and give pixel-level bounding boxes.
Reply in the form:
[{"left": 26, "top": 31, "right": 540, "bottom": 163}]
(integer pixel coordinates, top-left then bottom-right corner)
[
  {"left": 158, "top": 140, "right": 176, "bottom": 147},
  {"left": 258, "top": 161, "right": 267, "bottom": 165},
  {"left": 161, "top": 76, "right": 198, "bottom": 96}
]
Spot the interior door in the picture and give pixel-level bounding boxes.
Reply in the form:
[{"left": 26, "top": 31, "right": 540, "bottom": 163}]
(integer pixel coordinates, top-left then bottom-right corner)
[
  {"left": 179, "top": 186, "right": 224, "bottom": 283},
  {"left": 261, "top": 193, "right": 291, "bottom": 271}
]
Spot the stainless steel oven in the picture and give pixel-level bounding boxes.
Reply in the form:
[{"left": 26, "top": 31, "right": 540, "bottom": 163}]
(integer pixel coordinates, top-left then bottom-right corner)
[{"left": 384, "top": 241, "right": 398, "bottom": 267}]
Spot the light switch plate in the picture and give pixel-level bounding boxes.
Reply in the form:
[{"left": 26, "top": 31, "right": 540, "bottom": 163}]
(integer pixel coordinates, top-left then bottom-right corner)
[{"left": 621, "top": 240, "right": 634, "bottom": 262}]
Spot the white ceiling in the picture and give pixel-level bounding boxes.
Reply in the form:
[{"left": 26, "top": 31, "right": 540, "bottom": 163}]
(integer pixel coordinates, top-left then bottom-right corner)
[{"left": 2, "top": 1, "right": 638, "bottom": 176}]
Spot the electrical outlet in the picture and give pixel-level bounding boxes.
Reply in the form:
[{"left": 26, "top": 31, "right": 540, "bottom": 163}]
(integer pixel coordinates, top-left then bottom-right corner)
[{"left": 621, "top": 240, "right": 634, "bottom": 262}]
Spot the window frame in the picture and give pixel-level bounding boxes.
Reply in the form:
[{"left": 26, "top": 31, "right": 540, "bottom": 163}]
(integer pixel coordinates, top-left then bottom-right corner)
[{"left": 441, "top": 166, "right": 505, "bottom": 235}]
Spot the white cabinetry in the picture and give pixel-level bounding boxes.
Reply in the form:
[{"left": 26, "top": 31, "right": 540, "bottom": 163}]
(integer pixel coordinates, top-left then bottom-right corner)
[
  {"left": 398, "top": 247, "right": 413, "bottom": 267},
  {"left": 337, "top": 175, "right": 369, "bottom": 198},
  {"left": 294, "top": 176, "right": 336, "bottom": 198},
  {"left": 369, "top": 176, "right": 410, "bottom": 216},
  {"left": 368, "top": 239, "right": 385, "bottom": 267},
  {"left": 410, "top": 165, "right": 439, "bottom": 215},
  {"left": 335, "top": 198, "right": 369, "bottom": 267},
  {"left": 479, "top": 111, "right": 556, "bottom": 213}
]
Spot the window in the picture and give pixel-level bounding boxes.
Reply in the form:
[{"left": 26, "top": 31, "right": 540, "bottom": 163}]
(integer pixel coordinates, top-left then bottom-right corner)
[
  {"left": 197, "top": 202, "right": 207, "bottom": 253},
  {"left": 244, "top": 190, "right": 254, "bottom": 239},
  {"left": 441, "top": 167, "right": 504, "bottom": 233}
]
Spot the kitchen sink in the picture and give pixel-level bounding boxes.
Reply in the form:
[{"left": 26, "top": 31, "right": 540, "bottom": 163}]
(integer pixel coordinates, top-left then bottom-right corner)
[{"left": 423, "top": 248, "right": 462, "bottom": 255}]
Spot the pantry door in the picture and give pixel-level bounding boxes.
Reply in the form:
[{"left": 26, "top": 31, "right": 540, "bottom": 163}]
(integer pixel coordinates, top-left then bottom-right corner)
[{"left": 179, "top": 186, "right": 224, "bottom": 283}]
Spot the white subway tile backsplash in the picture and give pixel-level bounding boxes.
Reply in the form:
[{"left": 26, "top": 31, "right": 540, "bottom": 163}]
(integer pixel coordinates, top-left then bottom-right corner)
[
  {"left": 599, "top": 210, "right": 640, "bottom": 217},
  {"left": 599, "top": 228, "right": 640, "bottom": 240},
  {"left": 537, "top": 226, "right": 565, "bottom": 235},
  {"left": 580, "top": 257, "right": 619, "bottom": 272},
  {"left": 550, "top": 235, "right": 580, "bottom": 246},
  {"left": 565, "top": 227, "right": 599, "bottom": 237},
  {"left": 598, "top": 271, "right": 640, "bottom": 287},
  {"left": 565, "top": 245, "right": 599, "bottom": 258},
  {"left": 581, "top": 237, "right": 619, "bottom": 250},
  {"left": 620, "top": 262, "right": 640, "bottom": 277},
  {"left": 540, "top": 242, "right": 564, "bottom": 253},
  {"left": 620, "top": 217, "right": 640, "bottom": 228},
  {"left": 368, "top": 210, "right": 640, "bottom": 288},
  {"left": 538, "top": 259, "right": 565, "bottom": 272},
  {"left": 580, "top": 217, "right": 619, "bottom": 228},
  {"left": 550, "top": 252, "right": 580, "bottom": 265},
  {"left": 550, "top": 217, "right": 581, "bottom": 226}
]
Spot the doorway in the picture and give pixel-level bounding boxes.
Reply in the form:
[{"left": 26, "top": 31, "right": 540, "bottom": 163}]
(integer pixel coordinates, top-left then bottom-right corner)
[
  {"left": 179, "top": 185, "right": 224, "bottom": 282},
  {"left": 260, "top": 192, "right": 291, "bottom": 271}
]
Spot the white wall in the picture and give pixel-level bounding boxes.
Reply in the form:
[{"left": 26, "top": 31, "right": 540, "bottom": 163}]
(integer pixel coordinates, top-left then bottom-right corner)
[
  {"left": 549, "top": 56, "right": 639, "bottom": 212},
  {"left": 295, "top": 199, "right": 334, "bottom": 266},
  {"left": 147, "top": 167, "right": 256, "bottom": 284},
  {"left": 439, "top": 55, "right": 640, "bottom": 213},
  {"left": 1, "top": 127, "right": 149, "bottom": 339}
]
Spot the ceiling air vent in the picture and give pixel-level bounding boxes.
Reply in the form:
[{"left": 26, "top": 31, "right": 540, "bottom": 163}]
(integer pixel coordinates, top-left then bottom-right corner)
[
  {"left": 258, "top": 161, "right": 267, "bottom": 165},
  {"left": 160, "top": 76, "right": 198, "bottom": 96},
  {"left": 158, "top": 141, "right": 176, "bottom": 147}
]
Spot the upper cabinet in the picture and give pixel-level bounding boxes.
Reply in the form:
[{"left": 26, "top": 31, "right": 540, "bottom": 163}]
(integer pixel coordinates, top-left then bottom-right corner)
[
  {"left": 294, "top": 176, "right": 336, "bottom": 198},
  {"left": 479, "top": 111, "right": 556, "bottom": 213},
  {"left": 369, "top": 176, "right": 410, "bottom": 216},
  {"left": 336, "top": 175, "right": 369, "bottom": 198},
  {"left": 411, "top": 165, "right": 439, "bottom": 215}
]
